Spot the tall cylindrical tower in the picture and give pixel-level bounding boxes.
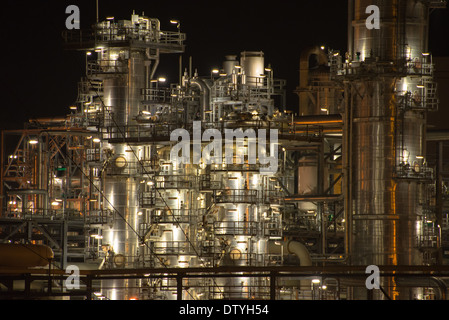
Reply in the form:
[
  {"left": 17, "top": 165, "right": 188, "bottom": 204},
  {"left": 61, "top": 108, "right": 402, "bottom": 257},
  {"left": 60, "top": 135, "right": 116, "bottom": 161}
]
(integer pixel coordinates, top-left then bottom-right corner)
[
  {"left": 63, "top": 12, "right": 186, "bottom": 300},
  {"left": 346, "top": 0, "right": 436, "bottom": 300}
]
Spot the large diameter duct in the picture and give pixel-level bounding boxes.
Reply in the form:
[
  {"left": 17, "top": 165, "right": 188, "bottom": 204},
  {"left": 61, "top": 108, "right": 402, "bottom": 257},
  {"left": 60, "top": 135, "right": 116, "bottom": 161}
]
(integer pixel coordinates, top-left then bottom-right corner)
[
  {"left": 268, "top": 240, "right": 312, "bottom": 297},
  {"left": 190, "top": 78, "right": 211, "bottom": 121},
  {"left": 268, "top": 240, "right": 312, "bottom": 266}
]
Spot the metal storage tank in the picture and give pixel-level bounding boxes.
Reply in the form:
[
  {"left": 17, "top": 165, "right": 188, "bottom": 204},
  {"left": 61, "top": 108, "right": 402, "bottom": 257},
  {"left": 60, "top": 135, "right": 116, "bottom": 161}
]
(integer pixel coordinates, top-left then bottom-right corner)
[{"left": 240, "top": 51, "right": 265, "bottom": 87}]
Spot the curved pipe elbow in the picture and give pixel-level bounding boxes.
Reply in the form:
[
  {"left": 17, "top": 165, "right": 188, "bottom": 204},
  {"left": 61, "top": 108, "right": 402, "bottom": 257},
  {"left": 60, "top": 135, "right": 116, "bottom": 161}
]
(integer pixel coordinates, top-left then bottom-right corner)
[{"left": 190, "top": 78, "right": 211, "bottom": 120}]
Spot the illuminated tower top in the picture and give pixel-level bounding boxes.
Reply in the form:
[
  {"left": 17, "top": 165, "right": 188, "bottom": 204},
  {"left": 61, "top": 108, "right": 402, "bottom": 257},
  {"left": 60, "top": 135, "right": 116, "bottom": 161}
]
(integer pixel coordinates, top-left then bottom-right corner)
[{"left": 63, "top": 11, "right": 185, "bottom": 54}]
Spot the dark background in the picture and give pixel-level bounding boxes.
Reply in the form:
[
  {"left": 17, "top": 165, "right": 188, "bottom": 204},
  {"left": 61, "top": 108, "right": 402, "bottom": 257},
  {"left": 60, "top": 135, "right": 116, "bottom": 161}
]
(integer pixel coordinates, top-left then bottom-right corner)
[{"left": 1, "top": 0, "right": 449, "bottom": 130}]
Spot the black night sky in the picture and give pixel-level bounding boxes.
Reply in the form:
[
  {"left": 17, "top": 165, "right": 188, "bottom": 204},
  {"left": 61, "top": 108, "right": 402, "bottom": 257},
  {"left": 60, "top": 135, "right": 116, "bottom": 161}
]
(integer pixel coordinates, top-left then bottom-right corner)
[{"left": 1, "top": 0, "right": 449, "bottom": 131}]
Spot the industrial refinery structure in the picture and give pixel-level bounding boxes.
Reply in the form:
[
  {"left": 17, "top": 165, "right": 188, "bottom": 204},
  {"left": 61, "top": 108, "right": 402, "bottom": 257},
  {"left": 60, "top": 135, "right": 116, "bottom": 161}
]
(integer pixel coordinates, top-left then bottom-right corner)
[{"left": 1, "top": 0, "right": 449, "bottom": 300}]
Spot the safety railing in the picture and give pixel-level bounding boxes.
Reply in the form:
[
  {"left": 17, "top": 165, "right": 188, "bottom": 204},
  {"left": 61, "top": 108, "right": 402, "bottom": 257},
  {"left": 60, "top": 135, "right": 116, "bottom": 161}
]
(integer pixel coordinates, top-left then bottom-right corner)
[
  {"left": 396, "top": 81, "right": 439, "bottom": 112},
  {"left": 260, "top": 189, "right": 284, "bottom": 205},
  {"left": 405, "top": 60, "right": 434, "bottom": 77},
  {"left": 154, "top": 174, "right": 197, "bottom": 189},
  {"left": 141, "top": 88, "right": 172, "bottom": 103},
  {"left": 139, "top": 190, "right": 156, "bottom": 208},
  {"left": 332, "top": 56, "right": 435, "bottom": 79},
  {"left": 87, "top": 60, "right": 128, "bottom": 75},
  {"left": 210, "top": 163, "right": 261, "bottom": 172},
  {"left": 212, "top": 220, "right": 282, "bottom": 238},
  {"left": 200, "top": 175, "right": 223, "bottom": 190},
  {"left": 150, "top": 241, "right": 195, "bottom": 256},
  {"left": 85, "top": 210, "right": 111, "bottom": 225},
  {"left": 149, "top": 208, "right": 203, "bottom": 224},
  {"left": 4, "top": 208, "right": 85, "bottom": 221},
  {"left": 105, "top": 159, "right": 154, "bottom": 176},
  {"left": 4, "top": 265, "right": 449, "bottom": 300},
  {"left": 63, "top": 27, "right": 185, "bottom": 47},
  {"left": 395, "top": 164, "right": 434, "bottom": 180},
  {"left": 443, "top": 214, "right": 449, "bottom": 230},
  {"left": 214, "top": 221, "right": 260, "bottom": 236},
  {"left": 213, "top": 189, "right": 258, "bottom": 204},
  {"left": 101, "top": 118, "right": 327, "bottom": 143},
  {"left": 416, "top": 234, "right": 439, "bottom": 249}
]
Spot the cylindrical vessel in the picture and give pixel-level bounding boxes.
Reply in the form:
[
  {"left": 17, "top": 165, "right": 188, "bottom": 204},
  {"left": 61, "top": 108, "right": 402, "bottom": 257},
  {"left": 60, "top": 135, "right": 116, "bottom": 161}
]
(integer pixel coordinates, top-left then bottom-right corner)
[
  {"left": 351, "top": 0, "right": 429, "bottom": 62},
  {"left": 240, "top": 51, "right": 265, "bottom": 87},
  {"left": 348, "top": 0, "right": 431, "bottom": 300},
  {"left": 104, "top": 77, "right": 127, "bottom": 129},
  {"left": 103, "top": 50, "right": 146, "bottom": 130},
  {"left": 352, "top": 0, "right": 398, "bottom": 61},
  {"left": 350, "top": 79, "right": 419, "bottom": 300},
  {"left": 223, "top": 55, "right": 238, "bottom": 75},
  {"left": 0, "top": 244, "right": 54, "bottom": 267}
]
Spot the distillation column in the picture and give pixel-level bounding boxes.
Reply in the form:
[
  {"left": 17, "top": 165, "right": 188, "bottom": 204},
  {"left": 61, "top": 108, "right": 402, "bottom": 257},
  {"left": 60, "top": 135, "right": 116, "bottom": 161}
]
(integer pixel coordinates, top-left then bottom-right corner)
[
  {"left": 347, "top": 0, "right": 435, "bottom": 299},
  {"left": 102, "top": 49, "right": 145, "bottom": 265},
  {"left": 63, "top": 12, "right": 186, "bottom": 299}
]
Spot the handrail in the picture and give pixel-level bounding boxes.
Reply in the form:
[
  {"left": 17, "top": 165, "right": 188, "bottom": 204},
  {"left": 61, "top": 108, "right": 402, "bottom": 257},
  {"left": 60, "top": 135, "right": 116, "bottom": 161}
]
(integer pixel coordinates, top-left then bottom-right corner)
[{"left": 63, "top": 27, "right": 185, "bottom": 47}]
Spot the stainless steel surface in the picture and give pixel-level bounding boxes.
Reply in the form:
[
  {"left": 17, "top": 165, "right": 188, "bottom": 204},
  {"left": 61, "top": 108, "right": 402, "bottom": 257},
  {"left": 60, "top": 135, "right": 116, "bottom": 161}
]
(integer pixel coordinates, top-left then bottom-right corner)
[
  {"left": 348, "top": 0, "right": 433, "bottom": 300},
  {"left": 223, "top": 55, "right": 238, "bottom": 75},
  {"left": 351, "top": 0, "right": 429, "bottom": 62},
  {"left": 2, "top": 4, "right": 446, "bottom": 301},
  {"left": 240, "top": 51, "right": 265, "bottom": 87}
]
